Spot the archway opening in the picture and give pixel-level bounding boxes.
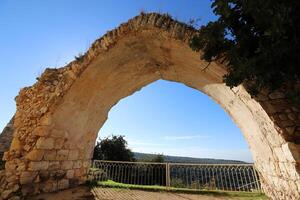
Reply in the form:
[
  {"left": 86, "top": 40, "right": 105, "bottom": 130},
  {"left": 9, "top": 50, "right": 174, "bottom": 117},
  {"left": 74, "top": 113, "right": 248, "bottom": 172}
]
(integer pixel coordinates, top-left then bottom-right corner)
[
  {"left": 98, "top": 79, "right": 253, "bottom": 163},
  {"left": 91, "top": 80, "right": 262, "bottom": 192}
]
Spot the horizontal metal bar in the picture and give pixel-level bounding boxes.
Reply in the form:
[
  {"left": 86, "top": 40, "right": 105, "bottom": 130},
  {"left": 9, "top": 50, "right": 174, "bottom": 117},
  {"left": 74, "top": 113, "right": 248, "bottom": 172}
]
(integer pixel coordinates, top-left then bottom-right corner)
[
  {"left": 93, "top": 160, "right": 168, "bottom": 165},
  {"left": 93, "top": 160, "right": 254, "bottom": 167}
]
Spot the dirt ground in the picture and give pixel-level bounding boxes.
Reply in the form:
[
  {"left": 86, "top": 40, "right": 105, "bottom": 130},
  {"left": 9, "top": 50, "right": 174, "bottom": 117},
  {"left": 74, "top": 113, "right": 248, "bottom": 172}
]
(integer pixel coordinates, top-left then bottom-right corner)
[{"left": 29, "top": 186, "right": 233, "bottom": 200}]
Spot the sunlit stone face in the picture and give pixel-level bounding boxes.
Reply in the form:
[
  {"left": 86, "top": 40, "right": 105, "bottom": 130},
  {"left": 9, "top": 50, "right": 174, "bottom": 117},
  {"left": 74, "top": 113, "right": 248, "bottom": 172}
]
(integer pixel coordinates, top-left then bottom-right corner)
[{"left": 1, "top": 13, "right": 299, "bottom": 200}]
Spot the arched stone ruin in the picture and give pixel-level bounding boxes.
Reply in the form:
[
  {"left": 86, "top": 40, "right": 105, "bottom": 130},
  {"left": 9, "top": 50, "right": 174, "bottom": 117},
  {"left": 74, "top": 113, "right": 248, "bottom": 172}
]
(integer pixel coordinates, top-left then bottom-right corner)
[{"left": 0, "top": 13, "right": 299, "bottom": 200}]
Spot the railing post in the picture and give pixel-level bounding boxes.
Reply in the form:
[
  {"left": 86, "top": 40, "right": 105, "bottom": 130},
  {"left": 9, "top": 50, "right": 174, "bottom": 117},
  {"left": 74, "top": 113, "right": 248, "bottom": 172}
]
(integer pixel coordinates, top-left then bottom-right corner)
[
  {"left": 252, "top": 164, "right": 261, "bottom": 192},
  {"left": 166, "top": 162, "right": 170, "bottom": 189}
]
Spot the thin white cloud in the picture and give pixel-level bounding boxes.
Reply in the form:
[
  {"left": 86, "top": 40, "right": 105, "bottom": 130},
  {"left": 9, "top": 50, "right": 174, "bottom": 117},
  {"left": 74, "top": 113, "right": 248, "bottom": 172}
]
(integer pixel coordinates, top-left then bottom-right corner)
[
  {"left": 127, "top": 138, "right": 165, "bottom": 147},
  {"left": 163, "top": 134, "right": 210, "bottom": 140}
]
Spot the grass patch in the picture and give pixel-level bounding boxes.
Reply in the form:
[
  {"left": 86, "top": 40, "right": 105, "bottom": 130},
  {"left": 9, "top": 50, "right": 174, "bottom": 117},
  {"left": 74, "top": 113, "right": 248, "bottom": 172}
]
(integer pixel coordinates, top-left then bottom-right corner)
[{"left": 89, "top": 180, "right": 267, "bottom": 200}]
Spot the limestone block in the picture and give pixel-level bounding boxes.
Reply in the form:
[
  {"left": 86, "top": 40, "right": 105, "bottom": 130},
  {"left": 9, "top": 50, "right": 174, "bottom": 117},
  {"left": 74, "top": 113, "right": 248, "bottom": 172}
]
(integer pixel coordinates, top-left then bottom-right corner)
[
  {"left": 20, "top": 171, "right": 38, "bottom": 185},
  {"left": 8, "top": 195, "right": 20, "bottom": 200},
  {"left": 10, "top": 138, "right": 22, "bottom": 150},
  {"left": 39, "top": 115, "right": 53, "bottom": 126},
  {"left": 282, "top": 142, "right": 300, "bottom": 163},
  {"left": 32, "top": 126, "right": 49, "bottom": 137},
  {"left": 74, "top": 168, "right": 86, "bottom": 177},
  {"left": 278, "top": 162, "right": 288, "bottom": 178},
  {"left": 1, "top": 189, "right": 13, "bottom": 199},
  {"left": 54, "top": 138, "right": 65, "bottom": 149},
  {"left": 58, "top": 179, "right": 69, "bottom": 190},
  {"left": 36, "top": 137, "right": 54, "bottom": 149},
  {"left": 56, "top": 150, "right": 69, "bottom": 160},
  {"left": 284, "top": 162, "right": 300, "bottom": 180},
  {"left": 25, "top": 149, "right": 44, "bottom": 161},
  {"left": 5, "top": 174, "right": 18, "bottom": 183},
  {"left": 48, "top": 161, "right": 60, "bottom": 170},
  {"left": 66, "top": 170, "right": 74, "bottom": 179},
  {"left": 50, "top": 170, "right": 66, "bottom": 179},
  {"left": 296, "top": 180, "right": 300, "bottom": 191},
  {"left": 28, "top": 161, "right": 49, "bottom": 171},
  {"left": 50, "top": 129, "right": 67, "bottom": 138},
  {"left": 73, "top": 161, "right": 82, "bottom": 169},
  {"left": 61, "top": 161, "right": 73, "bottom": 170},
  {"left": 41, "top": 180, "right": 57, "bottom": 193},
  {"left": 68, "top": 150, "right": 79, "bottom": 160},
  {"left": 5, "top": 161, "right": 17, "bottom": 171},
  {"left": 273, "top": 147, "right": 287, "bottom": 162},
  {"left": 83, "top": 160, "right": 91, "bottom": 168},
  {"left": 44, "top": 150, "right": 56, "bottom": 161},
  {"left": 39, "top": 171, "right": 49, "bottom": 181}
]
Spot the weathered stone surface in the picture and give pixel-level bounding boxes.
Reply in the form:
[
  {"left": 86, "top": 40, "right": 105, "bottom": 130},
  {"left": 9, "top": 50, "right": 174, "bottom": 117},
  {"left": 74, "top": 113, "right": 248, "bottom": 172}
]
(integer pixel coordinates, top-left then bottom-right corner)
[
  {"left": 41, "top": 180, "right": 57, "bottom": 193},
  {"left": 282, "top": 142, "right": 300, "bottom": 163},
  {"left": 54, "top": 138, "right": 65, "bottom": 149},
  {"left": 68, "top": 150, "right": 79, "bottom": 160},
  {"left": 28, "top": 161, "right": 49, "bottom": 171},
  {"left": 25, "top": 150, "right": 44, "bottom": 161},
  {"left": 61, "top": 161, "right": 73, "bottom": 170},
  {"left": 43, "top": 150, "right": 56, "bottom": 161},
  {"left": 36, "top": 137, "right": 54, "bottom": 150},
  {"left": 0, "top": 12, "right": 299, "bottom": 200},
  {"left": 66, "top": 170, "right": 74, "bottom": 179},
  {"left": 48, "top": 161, "right": 60, "bottom": 170},
  {"left": 20, "top": 171, "right": 38, "bottom": 185},
  {"left": 57, "top": 179, "right": 69, "bottom": 190},
  {"left": 73, "top": 161, "right": 82, "bottom": 169},
  {"left": 32, "top": 126, "right": 49, "bottom": 137},
  {"left": 56, "top": 150, "right": 69, "bottom": 160},
  {"left": 9, "top": 139, "right": 21, "bottom": 151}
]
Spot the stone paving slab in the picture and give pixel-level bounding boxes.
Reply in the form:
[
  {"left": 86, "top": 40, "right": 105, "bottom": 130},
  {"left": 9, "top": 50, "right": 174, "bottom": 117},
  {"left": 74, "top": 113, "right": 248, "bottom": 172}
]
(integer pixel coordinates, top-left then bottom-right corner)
[
  {"left": 29, "top": 186, "right": 231, "bottom": 200},
  {"left": 91, "top": 187, "right": 230, "bottom": 200}
]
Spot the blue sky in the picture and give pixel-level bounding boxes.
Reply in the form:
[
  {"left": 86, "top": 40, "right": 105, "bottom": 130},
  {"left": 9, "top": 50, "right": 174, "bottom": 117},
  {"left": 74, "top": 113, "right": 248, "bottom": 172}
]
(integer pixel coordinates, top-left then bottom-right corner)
[{"left": 0, "top": 0, "right": 252, "bottom": 162}]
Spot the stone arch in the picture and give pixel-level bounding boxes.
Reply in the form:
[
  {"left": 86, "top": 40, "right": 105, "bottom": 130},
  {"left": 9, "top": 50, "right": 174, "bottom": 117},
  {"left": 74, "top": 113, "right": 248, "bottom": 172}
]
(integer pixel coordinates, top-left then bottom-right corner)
[{"left": 1, "top": 13, "right": 299, "bottom": 200}]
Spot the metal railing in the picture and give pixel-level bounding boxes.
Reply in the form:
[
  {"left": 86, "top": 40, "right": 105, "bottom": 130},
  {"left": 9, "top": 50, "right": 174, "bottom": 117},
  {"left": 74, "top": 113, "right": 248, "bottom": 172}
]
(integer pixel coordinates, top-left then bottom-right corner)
[{"left": 91, "top": 160, "right": 261, "bottom": 192}]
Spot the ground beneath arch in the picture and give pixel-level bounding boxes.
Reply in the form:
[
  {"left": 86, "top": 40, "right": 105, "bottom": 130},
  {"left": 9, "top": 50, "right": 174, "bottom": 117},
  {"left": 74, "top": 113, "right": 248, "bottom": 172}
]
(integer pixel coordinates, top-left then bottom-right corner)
[{"left": 28, "top": 186, "right": 265, "bottom": 200}]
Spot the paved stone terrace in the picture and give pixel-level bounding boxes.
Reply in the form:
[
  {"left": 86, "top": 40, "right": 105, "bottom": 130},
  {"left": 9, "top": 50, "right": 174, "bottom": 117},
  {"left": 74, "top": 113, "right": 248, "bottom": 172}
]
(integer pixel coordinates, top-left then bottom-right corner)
[{"left": 29, "top": 186, "right": 235, "bottom": 200}]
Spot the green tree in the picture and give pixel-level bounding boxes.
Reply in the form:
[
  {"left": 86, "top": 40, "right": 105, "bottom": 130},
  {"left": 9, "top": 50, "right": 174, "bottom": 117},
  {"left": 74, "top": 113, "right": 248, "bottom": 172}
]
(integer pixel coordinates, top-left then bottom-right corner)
[
  {"left": 93, "top": 135, "right": 135, "bottom": 161},
  {"left": 139, "top": 153, "right": 165, "bottom": 163},
  {"left": 190, "top": 0, "right": 300, "bottom": 103},
  {"left": 151, "top": 154, "right": 165, "bottom": 163}
]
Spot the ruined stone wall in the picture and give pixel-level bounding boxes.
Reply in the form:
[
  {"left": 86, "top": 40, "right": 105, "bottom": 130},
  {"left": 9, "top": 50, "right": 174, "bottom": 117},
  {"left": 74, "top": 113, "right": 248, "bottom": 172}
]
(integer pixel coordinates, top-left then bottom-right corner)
[
  {"left": 1, "top": 13, "right": 196, "bottom": 199},
  {"left": 0, "top": 117, "right": 14, "bottom": 162},
  {"left": 253, "top": 90, "right": 300, "bottom": 198},
  {"left": 0, "top": 13, "right": 299, "bottom": 200}
]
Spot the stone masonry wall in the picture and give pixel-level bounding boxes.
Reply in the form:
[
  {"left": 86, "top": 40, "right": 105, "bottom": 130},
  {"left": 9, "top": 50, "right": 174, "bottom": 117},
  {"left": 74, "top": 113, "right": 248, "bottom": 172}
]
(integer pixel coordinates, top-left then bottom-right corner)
[
  {"left": 0, "top": 13, "right": 196, "bottom": 199},
  {"left": 253, "top": 89, "right": 300, "bottom": 199},
  {"left": 0, "top": 117, "right": 14, "bottom": 161}
]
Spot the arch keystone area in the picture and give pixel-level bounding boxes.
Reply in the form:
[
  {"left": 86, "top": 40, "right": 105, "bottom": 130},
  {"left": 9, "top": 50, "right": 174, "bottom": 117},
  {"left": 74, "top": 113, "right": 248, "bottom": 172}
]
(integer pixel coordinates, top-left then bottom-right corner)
[{"left": 0, "top": 13, "right": 299, "bottom": 200}]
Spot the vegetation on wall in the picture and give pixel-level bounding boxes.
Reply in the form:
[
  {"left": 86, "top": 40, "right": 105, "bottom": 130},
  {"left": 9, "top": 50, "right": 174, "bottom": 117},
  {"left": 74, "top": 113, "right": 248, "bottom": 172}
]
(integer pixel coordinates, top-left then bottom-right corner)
[{"left": 190, "top": 0, "right": 300, "bottom": 103}]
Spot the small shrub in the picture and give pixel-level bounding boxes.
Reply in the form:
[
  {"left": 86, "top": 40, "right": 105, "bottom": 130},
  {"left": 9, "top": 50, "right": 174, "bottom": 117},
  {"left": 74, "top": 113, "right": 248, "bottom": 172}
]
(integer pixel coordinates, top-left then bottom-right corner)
[
  {"left": 75, "top": 53, "right": 84, "bottom": 62},
  {"left": 171, "top": 178, "right": 185, "bottom": 188}
]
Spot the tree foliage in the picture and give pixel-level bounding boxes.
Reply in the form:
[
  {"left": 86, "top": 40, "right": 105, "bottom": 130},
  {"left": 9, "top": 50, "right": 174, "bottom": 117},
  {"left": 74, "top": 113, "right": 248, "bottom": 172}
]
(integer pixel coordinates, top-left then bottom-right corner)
[
  {"left": 151, "top": 154, "right": 165, "bottom": 163},
  {"left": 93, "top": 135, "right": 135, "bottom": 161},
  {"left": 190, "top": 0, "right": 300, "bottom": 98},
  {"left": 139, "top": 153, "right": 165, "bottom": 163}
]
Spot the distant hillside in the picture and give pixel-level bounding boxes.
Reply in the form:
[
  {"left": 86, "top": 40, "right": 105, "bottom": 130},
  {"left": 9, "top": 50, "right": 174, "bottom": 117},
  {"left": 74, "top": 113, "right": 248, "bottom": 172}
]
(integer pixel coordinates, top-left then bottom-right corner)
[{"left": 134, "top": 152, "right": 248, "bottom": 164}]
